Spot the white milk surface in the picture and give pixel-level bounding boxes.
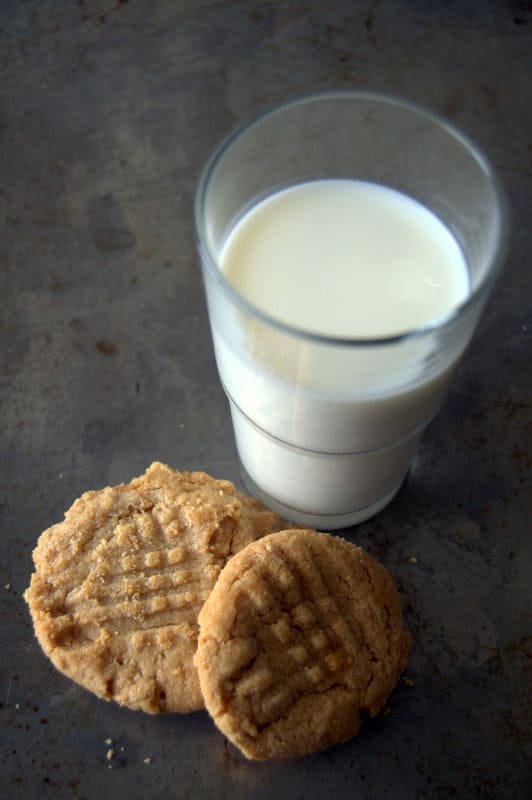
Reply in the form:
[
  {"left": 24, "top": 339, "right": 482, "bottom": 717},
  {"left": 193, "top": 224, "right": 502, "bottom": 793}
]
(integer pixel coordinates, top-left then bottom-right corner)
[
  {"left": 213, "top": 179, "right": 470, "bottom": 525},
  {"left": 221, "top": 179, "right": 469, "bottom": 338}
]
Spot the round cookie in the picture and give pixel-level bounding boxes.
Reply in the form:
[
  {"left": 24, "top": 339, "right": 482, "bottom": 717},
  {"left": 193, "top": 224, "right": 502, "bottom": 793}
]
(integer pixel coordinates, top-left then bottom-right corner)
[
  {"left": 195, "top": 529, "right": 411, "bottom": 760},
  {"left": 24, "top": 462, "right": 290, "bottom": 714}
]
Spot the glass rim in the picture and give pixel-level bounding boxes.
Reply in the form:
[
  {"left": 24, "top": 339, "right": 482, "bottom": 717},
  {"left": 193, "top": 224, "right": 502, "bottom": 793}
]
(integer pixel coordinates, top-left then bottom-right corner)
[{"left": 194, "top": 89, "right": 509, "bottom": 348}]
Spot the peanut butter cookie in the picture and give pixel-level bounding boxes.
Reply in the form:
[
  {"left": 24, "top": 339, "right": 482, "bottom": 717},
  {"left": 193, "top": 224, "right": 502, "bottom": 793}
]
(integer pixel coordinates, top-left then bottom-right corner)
[
  {"left": 195, "top": 529, "right": 411, "bottom": 759},
  {"left": 24, "top": 462, "right": 289, "bottom": 714}
]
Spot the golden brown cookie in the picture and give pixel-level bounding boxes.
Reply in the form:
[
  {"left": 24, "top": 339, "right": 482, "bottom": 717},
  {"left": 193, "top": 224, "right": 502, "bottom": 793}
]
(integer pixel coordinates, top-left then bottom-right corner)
[
  {"left": 24, "top": 462, "right": 289, "bottom": 714},
  {"left": 195, "top": 529, "right": 411, "bottom": 760}
]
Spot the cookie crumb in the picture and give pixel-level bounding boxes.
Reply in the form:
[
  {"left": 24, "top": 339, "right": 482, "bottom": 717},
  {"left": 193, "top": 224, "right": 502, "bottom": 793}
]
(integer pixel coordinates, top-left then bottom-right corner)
[
  {"left": 143, "top": 757, "right": 152, "bottom": 765},
  {"left": 106, "top": 749, "right": 114, "bottom": 760},
  {"left": 15, "top": 703, "right": 20, "bottom": 710},
  {"left": 4, "top": 583, "right": 11, "bottom": 590},
  {"left": 105, "top": 738, "right": 113, "bottom": 745},
  {"left": 402, "top": 676, "right": 415, "bottom": 687},
  {"left": 409, "top": 557, "right": 418, "bottom": 564}
]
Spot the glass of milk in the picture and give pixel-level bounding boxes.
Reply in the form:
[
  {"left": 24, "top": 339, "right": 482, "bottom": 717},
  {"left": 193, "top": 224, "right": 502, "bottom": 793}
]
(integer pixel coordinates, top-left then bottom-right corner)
[{"left": 195, "top": 91, "right": 507, "bottom": 529}]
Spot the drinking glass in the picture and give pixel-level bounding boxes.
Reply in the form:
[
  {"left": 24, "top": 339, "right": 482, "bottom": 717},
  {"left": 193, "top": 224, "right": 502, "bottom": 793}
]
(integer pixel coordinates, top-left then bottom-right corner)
[{"left": 195, "top": 91, "right": 508, "bottom": 529}]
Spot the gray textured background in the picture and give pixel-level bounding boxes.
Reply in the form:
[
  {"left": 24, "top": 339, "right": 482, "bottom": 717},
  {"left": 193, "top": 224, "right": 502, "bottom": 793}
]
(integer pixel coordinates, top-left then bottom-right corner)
[{"left": 1, "top": 1, "right": 531, "bottom": 798}]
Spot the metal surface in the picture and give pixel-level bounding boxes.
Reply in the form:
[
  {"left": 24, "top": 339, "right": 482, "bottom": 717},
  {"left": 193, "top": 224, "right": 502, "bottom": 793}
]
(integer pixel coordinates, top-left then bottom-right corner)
[{"left": 1, "top": 1, "right": 530, "bottom": 798}]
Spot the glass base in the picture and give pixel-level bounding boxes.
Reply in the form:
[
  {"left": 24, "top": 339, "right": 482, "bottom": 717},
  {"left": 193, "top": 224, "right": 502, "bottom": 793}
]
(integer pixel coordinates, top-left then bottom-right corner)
[{"left": 239, "top": 463, "right": 403, "bottom": 531}]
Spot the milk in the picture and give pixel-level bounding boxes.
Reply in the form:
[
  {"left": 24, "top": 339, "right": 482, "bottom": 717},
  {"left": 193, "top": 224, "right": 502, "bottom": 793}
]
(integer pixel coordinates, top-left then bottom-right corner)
[
  {"left": 221, "top": 180, "right": 469, "bottom": 338},
  {"left": 211, "top": 179, "right": 470, "bottom": 527}
]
